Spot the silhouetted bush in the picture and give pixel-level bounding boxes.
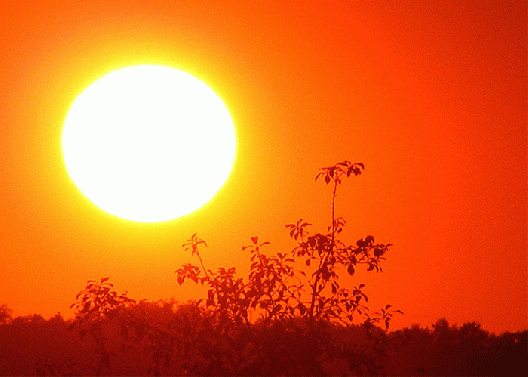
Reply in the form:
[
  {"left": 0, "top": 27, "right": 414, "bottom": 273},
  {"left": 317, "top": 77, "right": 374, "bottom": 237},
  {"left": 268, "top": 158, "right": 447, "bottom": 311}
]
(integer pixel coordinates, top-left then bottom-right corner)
[
  {"left": 0, "top": 305, "right": 12, "bottom": 325},
  {"left": 1, "top": 161, "right": 526, "bottom": 375},
  {"left": 1, "top": 311, "right": 526, "bottom": 375}
]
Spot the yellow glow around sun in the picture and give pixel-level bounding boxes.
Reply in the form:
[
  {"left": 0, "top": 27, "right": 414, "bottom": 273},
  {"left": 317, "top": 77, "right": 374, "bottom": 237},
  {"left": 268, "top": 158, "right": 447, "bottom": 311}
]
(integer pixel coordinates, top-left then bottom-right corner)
[{"left": 62, "top": 65, "right": 236, "bottom": 222}]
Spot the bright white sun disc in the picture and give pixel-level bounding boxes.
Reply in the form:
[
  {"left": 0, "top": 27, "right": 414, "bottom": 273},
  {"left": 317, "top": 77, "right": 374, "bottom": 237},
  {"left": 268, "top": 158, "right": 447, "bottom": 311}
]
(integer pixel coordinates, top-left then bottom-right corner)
[{"left": 62, "top": 65, "right": 236, "bottom": 222}]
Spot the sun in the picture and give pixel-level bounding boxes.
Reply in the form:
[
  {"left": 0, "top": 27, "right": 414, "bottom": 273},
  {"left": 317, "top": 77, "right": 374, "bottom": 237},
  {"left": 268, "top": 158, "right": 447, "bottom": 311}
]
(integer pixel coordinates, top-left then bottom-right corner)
[{"left": 61, "top": 65, "right": 236, "bottom": 222}]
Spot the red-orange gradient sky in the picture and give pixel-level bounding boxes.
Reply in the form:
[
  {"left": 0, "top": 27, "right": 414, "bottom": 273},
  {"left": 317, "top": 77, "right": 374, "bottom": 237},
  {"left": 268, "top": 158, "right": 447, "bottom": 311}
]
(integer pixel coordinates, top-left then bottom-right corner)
[{"left": 0, "top": 1, "right": 526, "bottom": 334}]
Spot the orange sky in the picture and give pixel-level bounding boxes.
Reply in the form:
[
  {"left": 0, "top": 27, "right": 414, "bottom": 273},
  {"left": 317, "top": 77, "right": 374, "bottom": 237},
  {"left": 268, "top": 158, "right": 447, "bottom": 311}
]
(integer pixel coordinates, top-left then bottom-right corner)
[{"left": 0, "top": 0, "right": 526, "bottom": 334}]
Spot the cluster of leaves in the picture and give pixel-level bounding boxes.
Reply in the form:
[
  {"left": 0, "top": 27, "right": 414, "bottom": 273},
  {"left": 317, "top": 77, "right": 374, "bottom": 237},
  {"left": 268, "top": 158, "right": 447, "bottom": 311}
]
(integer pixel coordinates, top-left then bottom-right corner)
[
  {"left": 67, "top": 160, "right": 403, "bottom": 375},
  {"left": 0, "top": 304, "right": 13, "bottom": 325},
  {"left": 1, "top": 308, "right": 526, "bottom": 376},
  {"left": 171, "top": 160, "right": 403, "bottom": 374},
  {"left": 69, "top": 278, "right": 136, "bottom": 375},
  {"left": 176, "top": 160, "right": 401, "bottom": 329},
  {"left": 3, "top": 160, "right": 527, "bottom": 375}
]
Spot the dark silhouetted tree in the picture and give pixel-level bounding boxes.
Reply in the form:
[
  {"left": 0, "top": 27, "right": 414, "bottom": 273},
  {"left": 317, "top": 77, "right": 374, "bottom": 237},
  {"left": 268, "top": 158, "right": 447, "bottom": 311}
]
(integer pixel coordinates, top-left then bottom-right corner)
[
  {"left": 175, "top": 160, "right": 403, "bottom": 374},
  {"left": 0, "top": 304, "right": 12, "bottom": 325},
  {"left": 69, "top": 277, "right": 135, "bottom": 375}
]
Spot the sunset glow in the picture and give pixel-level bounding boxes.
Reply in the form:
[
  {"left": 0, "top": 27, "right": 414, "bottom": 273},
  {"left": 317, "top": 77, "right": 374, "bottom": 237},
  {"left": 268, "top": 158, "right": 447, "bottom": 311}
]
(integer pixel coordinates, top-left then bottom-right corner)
[{"left": 0, "top": 0, "right": 525, "bottom": 341}]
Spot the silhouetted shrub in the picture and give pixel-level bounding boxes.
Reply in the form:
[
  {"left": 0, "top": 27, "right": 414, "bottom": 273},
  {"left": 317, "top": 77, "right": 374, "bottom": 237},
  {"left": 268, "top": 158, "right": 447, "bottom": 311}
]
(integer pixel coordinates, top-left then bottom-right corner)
[
  {"left": 1, "top": 311, "right": 526, "bottom": 375},
  {"left": 2, "top": 162, "right": 526, "bottom": 375}
]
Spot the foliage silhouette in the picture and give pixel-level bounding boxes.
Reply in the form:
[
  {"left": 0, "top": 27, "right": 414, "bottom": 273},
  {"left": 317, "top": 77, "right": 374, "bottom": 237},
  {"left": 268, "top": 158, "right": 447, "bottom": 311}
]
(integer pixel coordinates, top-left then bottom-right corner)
[
  {"left": 171, "top": 160, "right": 403, "bottom": 374},
  {"left": 69, "top": 277, "right": 135, "bottom": 375},
  {"left": 6, "top": 161, "right": 525, "bottom": 375},
  {"left": 67, "top": 160, "right": 405, "bottom": 375},
  {"left": 0, "top": 304, "right": 13, "bottom": 325},
  {"left": 1, "top": 312, "right": 526, "bottom": 376},
  {"left": 176, "top": 160, "right": 401, "bottom": 329}
]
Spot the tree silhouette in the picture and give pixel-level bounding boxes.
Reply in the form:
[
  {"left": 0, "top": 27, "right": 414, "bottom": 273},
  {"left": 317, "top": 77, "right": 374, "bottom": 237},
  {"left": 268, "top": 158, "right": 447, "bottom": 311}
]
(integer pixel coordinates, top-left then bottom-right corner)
[
  {"left": 4, "top": 161, "right": 527, "bottom": 374},
  {"left": 69, "top": 277, "right": 135, "bottom": 375},
  {"left": 1, "top": 311, "right": 525, "bottom": 375},
  {"left": 64, "top": 160, "right": 408, "bottom": 375},
  {"left": 176, "top": 161, "right": 401, "bottom": 328},
  {"left": 174, "top": 160, "right": 403, "bottom": 374},
  {"left": 0, "top": 304, "right": 13, "bottom": 325}
]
